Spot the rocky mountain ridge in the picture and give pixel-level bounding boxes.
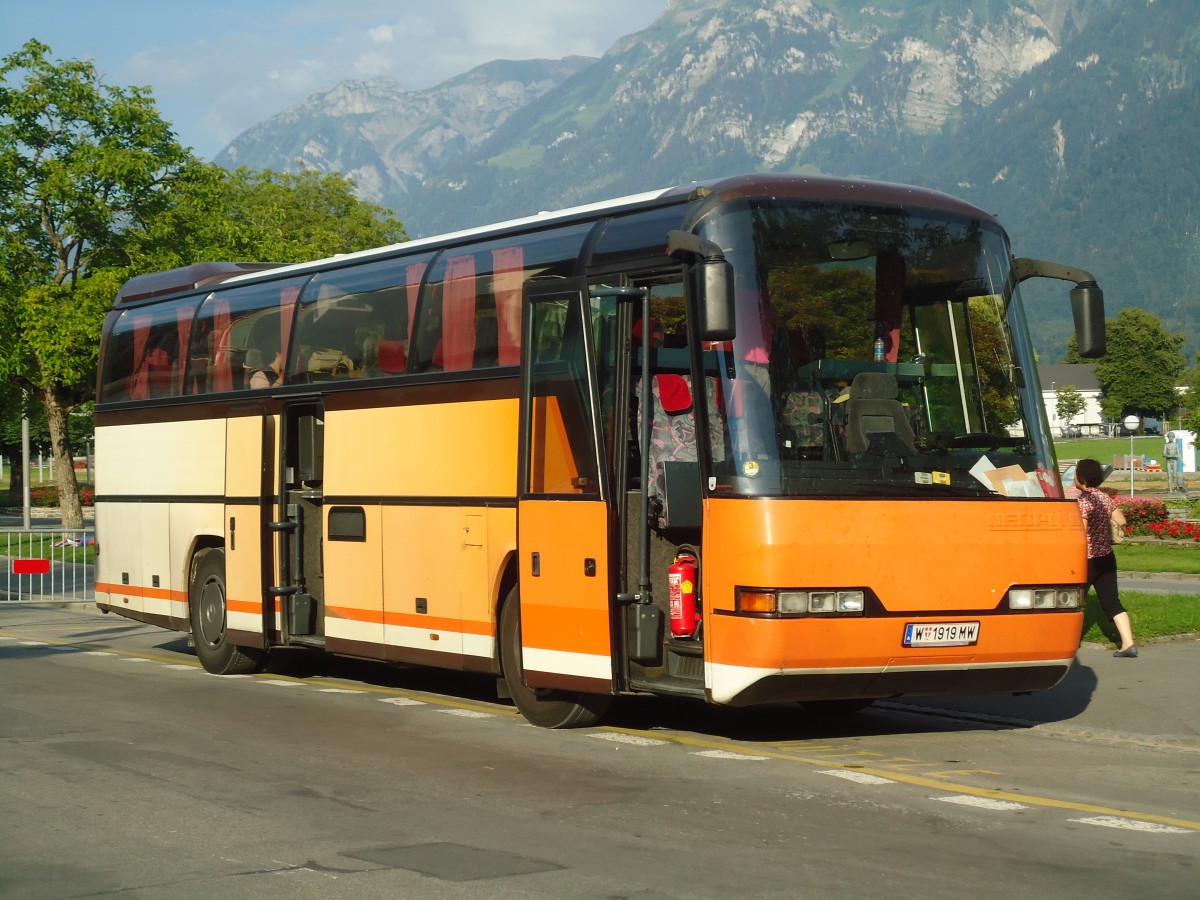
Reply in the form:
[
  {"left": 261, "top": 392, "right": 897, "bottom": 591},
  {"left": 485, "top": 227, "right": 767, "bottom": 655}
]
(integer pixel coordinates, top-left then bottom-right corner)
[{"left": 214, "top": 0, "right": 1200, "bottom": 359}]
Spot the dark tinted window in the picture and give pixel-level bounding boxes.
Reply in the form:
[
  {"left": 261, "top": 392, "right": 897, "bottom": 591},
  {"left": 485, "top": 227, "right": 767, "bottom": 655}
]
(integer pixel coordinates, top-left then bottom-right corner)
[{"left": 411, "top": 224, "right": 591, "bottom": 373}]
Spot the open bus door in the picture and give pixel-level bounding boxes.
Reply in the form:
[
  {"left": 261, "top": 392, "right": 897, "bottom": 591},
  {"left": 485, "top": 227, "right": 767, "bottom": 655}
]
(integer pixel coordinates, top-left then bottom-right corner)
[
  {"left": 271, "top": 399, "right": 328, "bottom": 649},
  {"left": 512, "top": 278, "right": 615, "bottom": 727}
]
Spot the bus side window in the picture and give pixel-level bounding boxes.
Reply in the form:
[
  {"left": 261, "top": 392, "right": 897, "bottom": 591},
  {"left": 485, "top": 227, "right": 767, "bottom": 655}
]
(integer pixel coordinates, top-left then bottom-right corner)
[
  {"left": 187, "top": 280, "right": 303, "bottom": 394},
  {"left": 98, "top": 313, "right": 136, "bottom": 402},
  {"left": 410, "top": 228, "right": 585, "bottom": 374},
  {"left": 101, "top": 303, "right": 195, "bottom": 402}
]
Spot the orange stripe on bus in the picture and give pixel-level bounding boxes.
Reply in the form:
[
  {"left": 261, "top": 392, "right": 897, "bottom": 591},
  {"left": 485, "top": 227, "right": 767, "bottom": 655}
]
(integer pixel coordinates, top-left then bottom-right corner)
[
  {"left": 94, "top": 581, "right": 184, "bottom": 602},
  {"left": 326, "top": 604, "right": 493, "bottom": 636},
  {"left": 226, "top": 598, "right": 263, "bottom": 614},
  {"left": 520, "top": 603, "right": 612, "bottom": 656}
]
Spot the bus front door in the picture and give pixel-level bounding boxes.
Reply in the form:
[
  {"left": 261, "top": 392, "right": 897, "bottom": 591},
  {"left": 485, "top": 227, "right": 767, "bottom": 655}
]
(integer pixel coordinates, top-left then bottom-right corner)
[
  {"left": 273, "top": 399, "right": 326, "bottom": 648},
  {"left": 514, "top": 280, "right": 615, "bottom": 723}
]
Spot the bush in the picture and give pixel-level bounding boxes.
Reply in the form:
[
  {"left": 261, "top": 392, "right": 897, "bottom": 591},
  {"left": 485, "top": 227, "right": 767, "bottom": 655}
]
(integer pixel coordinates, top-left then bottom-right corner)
[{"left": 1113, "top": 496, "right": 1168, "bottom": 527}]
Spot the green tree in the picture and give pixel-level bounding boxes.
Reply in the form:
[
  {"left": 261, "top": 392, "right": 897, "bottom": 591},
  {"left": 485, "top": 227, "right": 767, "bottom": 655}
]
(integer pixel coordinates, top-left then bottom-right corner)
[
  {"left": 0, "top": 40, "right": 190, "bottom": 526},
  {"left": 124, "top": 163, "right": 406, "bottom": 268},
  {"left": 1067, "top": 308, "right": 1185, "bottom": 424},
  {"left": 1054, "top": 385, "right": 1086, "bottom": 431}
]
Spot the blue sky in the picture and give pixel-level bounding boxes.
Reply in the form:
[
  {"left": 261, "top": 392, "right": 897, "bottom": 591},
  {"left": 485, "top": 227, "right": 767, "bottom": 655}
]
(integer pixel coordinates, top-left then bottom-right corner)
[{"left": 1, "top": 0, "right": 667, "bottom": 159}]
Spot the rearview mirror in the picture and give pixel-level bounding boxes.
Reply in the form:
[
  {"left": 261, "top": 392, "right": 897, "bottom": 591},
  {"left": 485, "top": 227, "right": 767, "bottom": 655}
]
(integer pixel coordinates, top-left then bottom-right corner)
[
  {"left": 667, "top": 230, "right": 736, "bottom": 342},
  {"left": 1011, "top": 257, "right": 1106, "bottom": 358},
  {"left": 1070, "top": 282, "right": 1106, "bottom": 358}
]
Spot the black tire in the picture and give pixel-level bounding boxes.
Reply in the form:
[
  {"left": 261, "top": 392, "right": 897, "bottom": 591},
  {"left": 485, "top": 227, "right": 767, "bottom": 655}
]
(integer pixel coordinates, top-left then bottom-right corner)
[
  {"left": 190, "top": 548, "right": 265, "bottom": 675},
  {"left": 499, "top": 587, "right": 610, "bottom": 728}
]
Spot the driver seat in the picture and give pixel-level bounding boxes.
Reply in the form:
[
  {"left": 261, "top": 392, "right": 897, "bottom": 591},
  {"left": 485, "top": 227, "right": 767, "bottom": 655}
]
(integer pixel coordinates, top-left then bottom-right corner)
[{"left": 845, "top": 372, "right": 915, "bottom": 453}]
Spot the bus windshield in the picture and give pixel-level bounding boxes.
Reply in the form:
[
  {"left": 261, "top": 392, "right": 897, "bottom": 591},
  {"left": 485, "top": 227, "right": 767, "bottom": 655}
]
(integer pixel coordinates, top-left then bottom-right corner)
[{"left": 696, "top": 198, "right": 1055, "bottom": 499}]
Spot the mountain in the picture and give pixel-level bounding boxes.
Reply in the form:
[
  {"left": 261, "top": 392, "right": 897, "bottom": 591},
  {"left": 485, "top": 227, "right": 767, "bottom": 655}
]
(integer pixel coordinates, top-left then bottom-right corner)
[
  {"left": 214, "top": 0, "right": 1200, "bottom": 360},
  {"left": 216, "top": 57, "right": 595, "bottom": 203}
]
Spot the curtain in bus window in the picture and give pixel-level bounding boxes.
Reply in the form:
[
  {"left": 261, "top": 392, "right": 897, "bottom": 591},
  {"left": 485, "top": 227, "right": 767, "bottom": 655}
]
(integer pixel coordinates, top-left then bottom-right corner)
[
  {"left": 443, "top": 255, "right": 477, "bottom": 371},
  {"left": 210, "top": 298, "right": 233, "bottom": 392},
  {"left": 875, "top": 249, "right": 905, "bottom": 362},
  {"left": 128, "top": 309, "right": 185, "bottom": 400},
  {"left": 406, "top": 262, "right": 425, "bottom": 342},
  {"left": 128, "top": 313, "right": 152, "bottom": 401},
  {"left": 493, "top": 246, "right": 523, "bottom": 365},
  {"left": 175, "top": 306, "right": 192, "bottom": 396},
  {"left": 279, "top": 284, "right": 299, "bottom": 369}
]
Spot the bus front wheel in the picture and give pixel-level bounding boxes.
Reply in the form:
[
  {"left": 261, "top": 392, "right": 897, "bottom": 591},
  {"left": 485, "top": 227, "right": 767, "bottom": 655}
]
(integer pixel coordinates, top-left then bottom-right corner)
[
  {"left": 189, "top": 548, "right": 265, "bottom": 676},
  {"left": 499, "top": 587, "right": 610, "bottom": 729}
]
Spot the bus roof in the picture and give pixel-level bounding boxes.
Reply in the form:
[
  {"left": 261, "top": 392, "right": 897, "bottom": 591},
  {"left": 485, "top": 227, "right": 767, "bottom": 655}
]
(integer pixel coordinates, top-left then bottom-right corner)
[
  {"left": 113, "top": 173, "right": 995, "bottom": 306},
  {"left": 115, "top": 262, "right": 283, "bottom": 305}
]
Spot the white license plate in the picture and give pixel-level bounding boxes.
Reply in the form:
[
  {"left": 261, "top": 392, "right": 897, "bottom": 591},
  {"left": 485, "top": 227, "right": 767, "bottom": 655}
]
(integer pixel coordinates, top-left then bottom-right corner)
[{"left": 903, "top": 621, "right": 980, "bottom": 647}]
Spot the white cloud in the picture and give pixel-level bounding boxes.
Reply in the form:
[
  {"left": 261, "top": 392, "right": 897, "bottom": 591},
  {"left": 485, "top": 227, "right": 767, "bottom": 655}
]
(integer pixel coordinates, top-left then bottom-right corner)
[{"left": 4, "top": 0, "right": 666, "bottom": 158}]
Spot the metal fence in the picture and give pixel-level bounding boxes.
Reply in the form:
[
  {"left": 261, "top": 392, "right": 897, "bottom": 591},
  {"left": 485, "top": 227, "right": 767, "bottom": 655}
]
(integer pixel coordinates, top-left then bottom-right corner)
[{"left": 2, "top": 529, "right": 95, "bottom": 603}]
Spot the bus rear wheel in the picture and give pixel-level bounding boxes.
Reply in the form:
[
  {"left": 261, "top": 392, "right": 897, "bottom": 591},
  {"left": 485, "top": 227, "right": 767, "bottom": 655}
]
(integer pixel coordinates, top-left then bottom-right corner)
[
  {"left": 499, "top": 587, "right": 610, "bottom": 729},
  {"left": 190, "top": 548, "right": 265, "bottom": 675}
]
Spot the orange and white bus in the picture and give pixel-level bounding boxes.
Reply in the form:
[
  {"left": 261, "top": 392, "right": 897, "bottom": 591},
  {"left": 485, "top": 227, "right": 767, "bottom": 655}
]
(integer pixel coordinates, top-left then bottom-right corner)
[{"left": 95, "top": 173, "right": 1105, "bottom": 727}]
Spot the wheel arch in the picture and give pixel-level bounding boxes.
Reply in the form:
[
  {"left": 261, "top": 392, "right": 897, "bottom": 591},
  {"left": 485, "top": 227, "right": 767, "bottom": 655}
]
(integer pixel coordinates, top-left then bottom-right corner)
[{"left": 491, "top": 549, "right": 520, "bottom": 676}]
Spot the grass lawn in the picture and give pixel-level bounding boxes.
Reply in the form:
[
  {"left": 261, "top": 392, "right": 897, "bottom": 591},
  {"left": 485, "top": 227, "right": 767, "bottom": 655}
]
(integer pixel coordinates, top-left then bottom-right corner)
[
  {"left": 1083, "top": 589, "right": 1200, "bottom": 647},
  {"left": 1115, "top": 542, "right": 1200, "bottom": 574},
  {"left": 1091, "top": 542, "right": 1200, "bottom": 646},
  {"left": 1052, "top": 435, "right": 1163, "bottom": 464}
]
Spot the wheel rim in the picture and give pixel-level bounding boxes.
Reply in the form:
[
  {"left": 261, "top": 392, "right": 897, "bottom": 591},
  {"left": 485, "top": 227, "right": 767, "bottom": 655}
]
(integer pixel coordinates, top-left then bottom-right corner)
[{"left": 197, "top": 576, "right": 227, "bottom": 648}]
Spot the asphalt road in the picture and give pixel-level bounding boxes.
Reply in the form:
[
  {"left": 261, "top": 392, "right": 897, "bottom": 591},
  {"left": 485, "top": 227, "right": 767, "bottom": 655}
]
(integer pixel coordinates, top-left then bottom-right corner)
[{"left": 1, "top": 605, "right": 1196, "bottom": 899}]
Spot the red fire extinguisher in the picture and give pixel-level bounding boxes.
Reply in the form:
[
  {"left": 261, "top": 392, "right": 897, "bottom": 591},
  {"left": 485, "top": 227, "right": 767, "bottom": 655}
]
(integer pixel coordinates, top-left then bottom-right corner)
[{"left": 668, "top": 549, "right": 701, "bottom": 638}]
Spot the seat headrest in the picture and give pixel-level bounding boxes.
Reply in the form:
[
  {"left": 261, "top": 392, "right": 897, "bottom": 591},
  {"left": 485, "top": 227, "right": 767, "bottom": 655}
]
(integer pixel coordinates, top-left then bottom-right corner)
[
  {"left": 656, "top": 374, "right": 692, "bottom": 414},
  {"left": 377, "top": 339, "right": 407, "bottom": 374},
  {"left": 849, "top": 372, "right": 898, "bottom": 400}
]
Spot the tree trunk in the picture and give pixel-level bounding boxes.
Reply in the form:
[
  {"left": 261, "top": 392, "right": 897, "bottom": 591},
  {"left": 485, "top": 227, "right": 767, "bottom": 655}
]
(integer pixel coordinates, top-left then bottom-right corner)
[
  {"left": 44, "top": 390, "right": 84, "bottom": 529},
  {"left": 3, "top": 442, "right": 23, "bottom": 505}
]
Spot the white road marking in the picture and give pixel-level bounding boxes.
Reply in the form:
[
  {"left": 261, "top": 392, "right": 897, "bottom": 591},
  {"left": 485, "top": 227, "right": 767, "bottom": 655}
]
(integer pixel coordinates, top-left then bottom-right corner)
[
  {"left": 379, "top": 697, "right": 426, "bottom": 707},
  {"left": 692, "top": 749, "right": 769, "bottom": 761},
  {"left": 590, "top": 733, "right": 669, "bottom": 747},
  {"left": 317, "top": 688, "right": 365, "bottom": 694},
  {"left": 439, "top": 709, "right": 494, "bottom": 719},
  {"left": 1070, "top": 816, "right": 1191, "bottom": 834},
  {"left": 936, "top": 795, "right": 1028, "bottom": 811},
  {"left": 820, "top": 769, "right": 896, "bottom": 785}
]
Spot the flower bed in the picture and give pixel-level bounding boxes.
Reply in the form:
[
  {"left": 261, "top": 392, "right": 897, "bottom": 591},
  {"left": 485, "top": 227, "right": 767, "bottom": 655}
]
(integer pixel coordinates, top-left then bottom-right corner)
[
  {"left": 1111, "top": 495, "right": 1168, "bottom": 527},
  {"left": 25, "top": 485, "right": 95, "bottom": 507},
  {"left": 1130, "top": 520, "right": 1200, "bottom": 541}
]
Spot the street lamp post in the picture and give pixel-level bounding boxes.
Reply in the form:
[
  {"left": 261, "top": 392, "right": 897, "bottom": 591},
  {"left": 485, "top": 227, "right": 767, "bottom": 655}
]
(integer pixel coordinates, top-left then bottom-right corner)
[{"left": 1124, "top": 415, "right": 1141, "bottom": 497}]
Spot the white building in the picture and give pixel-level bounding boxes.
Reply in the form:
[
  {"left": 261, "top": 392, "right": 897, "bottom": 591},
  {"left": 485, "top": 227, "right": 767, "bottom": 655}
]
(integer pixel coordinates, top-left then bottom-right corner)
[{"left": 1038, "top": 364, "right": 1106, "bottom": 437}]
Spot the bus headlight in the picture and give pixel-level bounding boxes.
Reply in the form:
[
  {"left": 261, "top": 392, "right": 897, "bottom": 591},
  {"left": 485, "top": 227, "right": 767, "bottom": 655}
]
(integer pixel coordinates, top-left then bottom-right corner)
[
  {"left": 1008, "top": 586, "right": 1081, "bottom": 610},
  {"left": 741, "top": 588, "right": 866, "bottom": 616}
]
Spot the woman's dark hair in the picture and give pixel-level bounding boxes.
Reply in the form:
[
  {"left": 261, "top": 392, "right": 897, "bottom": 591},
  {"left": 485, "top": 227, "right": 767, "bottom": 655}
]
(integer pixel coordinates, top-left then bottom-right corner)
[{"left": 1076, "top": 457, "right": 1105, "bottom": 488}]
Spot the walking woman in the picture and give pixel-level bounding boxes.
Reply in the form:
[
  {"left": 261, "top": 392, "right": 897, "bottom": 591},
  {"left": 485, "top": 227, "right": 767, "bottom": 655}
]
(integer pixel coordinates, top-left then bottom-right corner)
[{"left": 1074, "top": 458, "right": 1138, "bottom": 657}]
